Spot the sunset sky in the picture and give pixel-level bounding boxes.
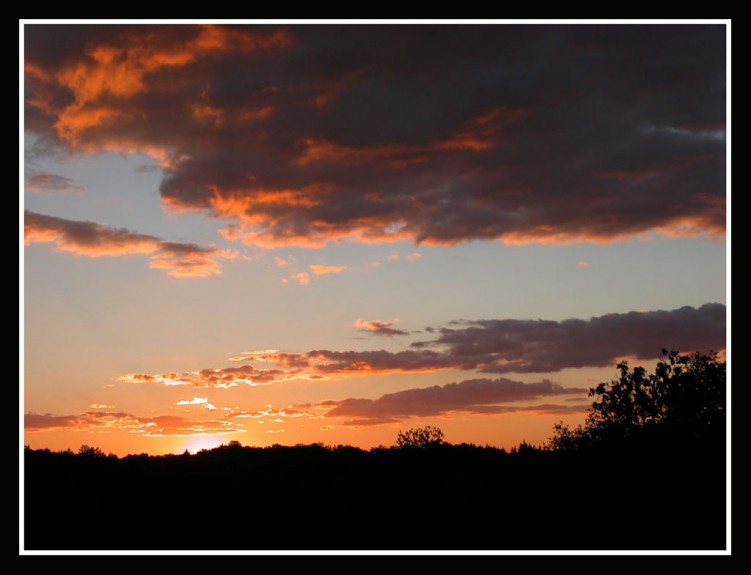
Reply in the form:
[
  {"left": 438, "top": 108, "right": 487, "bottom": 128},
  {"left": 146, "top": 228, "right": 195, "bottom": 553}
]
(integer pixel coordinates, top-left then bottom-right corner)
[{"left": 22, "top": 22, "right": 728, "bottom": 456}]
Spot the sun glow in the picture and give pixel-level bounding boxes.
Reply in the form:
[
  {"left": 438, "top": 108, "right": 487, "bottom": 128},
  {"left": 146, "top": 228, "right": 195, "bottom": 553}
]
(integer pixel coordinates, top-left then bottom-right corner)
[{"left": 180, "top": 435, "right": 232, "bottom": 454}]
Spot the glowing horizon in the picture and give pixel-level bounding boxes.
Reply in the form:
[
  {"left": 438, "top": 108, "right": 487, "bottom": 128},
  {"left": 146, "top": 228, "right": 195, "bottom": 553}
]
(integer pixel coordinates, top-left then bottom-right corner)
[{"left": 23, "top": 22, "right": 727, "bottom": 457}]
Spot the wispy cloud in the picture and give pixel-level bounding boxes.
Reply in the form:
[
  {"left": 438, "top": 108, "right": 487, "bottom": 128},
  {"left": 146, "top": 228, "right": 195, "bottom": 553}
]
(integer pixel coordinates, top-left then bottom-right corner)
[
  {"left": 176, "top": 397, "right": 217, "bottom": 410},
  {"left": 309, "top": 264, "right": 348, "bottom": 275},
  {"left": 281, "top": 265, "right": 347, "bottom": 285},
  {"left": 230, "top": 405, "right": 312, "bottom": 420},
  {"left": 354, "top": 318, "right": 409, "bottom": 337},
  {"left": 274, "top": 255, "right": 294, "bottom": 267},
  {"left": 24, "top": 210, "right": 235, "bottom": 277},
  {"left": 118, "top": 363, "right": 306, "bottom": 388},
  {"left": 24, "top": 170, "right": 84, "bottom": 194},
  {"left": 289, "top": 272, "right": 310, "bottom": 285}
]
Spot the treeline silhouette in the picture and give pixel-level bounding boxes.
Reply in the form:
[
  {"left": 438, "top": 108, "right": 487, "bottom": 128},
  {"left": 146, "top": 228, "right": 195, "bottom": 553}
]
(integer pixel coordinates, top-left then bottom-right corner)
[{"left": 24, "top": 351, "right": 726, "bottom": 551}]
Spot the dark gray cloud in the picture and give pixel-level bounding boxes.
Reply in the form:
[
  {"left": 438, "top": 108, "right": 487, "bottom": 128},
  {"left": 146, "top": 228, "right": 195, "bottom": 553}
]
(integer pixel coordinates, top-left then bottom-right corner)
[
  {"left": 413, "top": 302, "right": 727, "bottom": 373},
  {"left": 323, "top": 377, "right": 588, "bottom": 422},
  {"left": 238, "top": 303, "right": 725, "bottom": 375},
  {"left": 24, "top": 210, "right": 235, "bottom": 277},
  {"left": 25, "top": 24, "right": 725, "bottom": 248}
]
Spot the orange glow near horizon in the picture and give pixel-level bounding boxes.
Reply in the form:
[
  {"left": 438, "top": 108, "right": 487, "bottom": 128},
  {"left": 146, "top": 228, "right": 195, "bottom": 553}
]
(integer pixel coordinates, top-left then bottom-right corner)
[
  {"left": 23, "top": 24, "right": 726, "bottom": 472},
  {"left": 180, "top": 435, "right": 232, "bottom": 454},
  {"left": 23, "top": 406, "right": 592, "bottom": 457}
]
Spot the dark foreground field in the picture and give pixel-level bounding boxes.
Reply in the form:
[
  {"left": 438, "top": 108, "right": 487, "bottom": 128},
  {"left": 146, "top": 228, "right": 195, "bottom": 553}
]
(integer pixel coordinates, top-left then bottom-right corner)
[{"left": 24, "top": 435, "right": 725, "bottom": 551}]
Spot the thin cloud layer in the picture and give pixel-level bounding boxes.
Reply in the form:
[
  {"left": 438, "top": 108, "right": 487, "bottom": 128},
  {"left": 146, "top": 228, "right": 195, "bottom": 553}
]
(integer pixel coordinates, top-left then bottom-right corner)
[
  {"left": 24, "top": 410, "right": 245, "bottom": 437},
  {"left": 230, "top": 406, "right": 312, "bottom": 420},
  {"left": 309, "top": 264, "right": 348, "bottom": 275},
  {"left": 24, "top": 210, "right": 235, "bottom": 277},
  {"left": 118, "top": 363, "right": 311, "bottom": 388},
  {"left": 176, "top": 397, "right": 217, "bottom": 410},
  {"left": 25, "top": 170, "right": 84, "bottom": 193},
  {"left": 322, "top": 378, "right": 588, "bottom": 423},
  {"left": 25, "top": 24, "right": 725, "bottom": 248}
]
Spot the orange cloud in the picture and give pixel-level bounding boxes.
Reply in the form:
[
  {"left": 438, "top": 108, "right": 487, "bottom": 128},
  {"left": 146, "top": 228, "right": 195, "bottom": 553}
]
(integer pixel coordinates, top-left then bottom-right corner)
[
  {"left": 274, "top": 256, "right": 294, "bottom": 267},
  {"left": 25, "top": 25, "right": 725, "bottom": 249},
  {"left": 25, "top": 410, "right": 245, "bottom": 437},
  {"left": 230, "top": 406, "right": 313, "bottom": 420},
  {"left": 238, "top": 105, "right": 274, "bottom": 122},
  {"left": 297, "top": 107, "right": 522, "bottom": 167},
  {"left": 25, "top": 211, "right": 158, "bottom": 256},
  {"left": 354, "top": 318, "right": 409, "bottom": 337},
  {"left": 191, "top": 101, "right": 224, "bottom": 127},
  {"left": 149, "top": 243, "right": 237, "bottom": 278},
  {"left": 309, "top": 264, "right": 348, "bottom": 275},
  {"left": 118, "top": 364, "right": 306, "bottom": 389},
  {"left": 31, "top": 25, "right": 291, "bottom": 150},
  {"left": 25, "top": 211, "right": 234, "bottom": 278},
  {"left": 290, "top": 272, "right": 310, "bottom": 285}
]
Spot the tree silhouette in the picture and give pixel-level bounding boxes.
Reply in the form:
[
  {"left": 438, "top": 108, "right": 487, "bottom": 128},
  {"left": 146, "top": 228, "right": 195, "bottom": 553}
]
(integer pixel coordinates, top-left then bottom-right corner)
[
  {"left": 78, "top": 444, "right": 106, "bottom": 457},
  {"left": 395, "top": 425, "right": 445, "bottom": 448},
  {"left": 549, "top": 349, "right": 725, "bottom": 450}
]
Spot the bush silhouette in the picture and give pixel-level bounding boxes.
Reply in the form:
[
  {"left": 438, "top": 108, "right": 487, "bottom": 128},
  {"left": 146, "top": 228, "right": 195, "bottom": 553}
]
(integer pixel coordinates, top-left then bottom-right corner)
[
  {"left": 395, "top": 425, "right": 445, "bottom": 448},
  {"left": 78, "top": 444, "right": 106, "bottom": 458}
]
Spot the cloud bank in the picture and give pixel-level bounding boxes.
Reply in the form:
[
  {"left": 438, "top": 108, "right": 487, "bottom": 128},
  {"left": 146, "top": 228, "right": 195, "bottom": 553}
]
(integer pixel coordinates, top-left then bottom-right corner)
[
  {"left": 125, "top": 304, "right": 725, "bottom": 389},
  {"left": 235, "top": 304, "right": 726, "bottom": 376},
  {"left": 25, "top": 24, "right": 725, "bottom": 249},
  {"left": 410, "top": 303, "right": 727, "bottom": 373}
]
